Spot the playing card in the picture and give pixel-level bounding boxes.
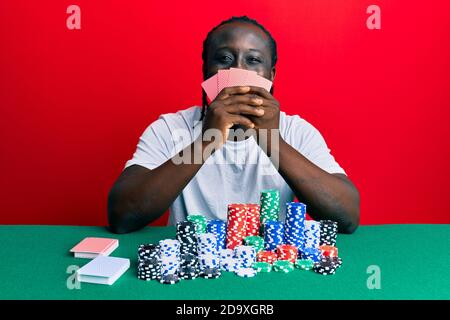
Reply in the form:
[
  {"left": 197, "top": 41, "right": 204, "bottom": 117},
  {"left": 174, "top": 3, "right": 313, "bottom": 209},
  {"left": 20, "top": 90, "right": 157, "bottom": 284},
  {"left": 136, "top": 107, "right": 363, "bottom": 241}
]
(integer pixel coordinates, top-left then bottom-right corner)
[
  {"left": 218, "top": 69, "right": 230, "bottom": 94},
  {"left": 201, "top": 68, "right": 273, "bottom": 102},
  {"left": 246, "top": 72, "right": 273, "bottom": 92},
  {"left": 228, "top": 67, "right": 257, "bottom": 87},
  {"left": 201, "top": 73, "right": 219, "bottom": 102}
]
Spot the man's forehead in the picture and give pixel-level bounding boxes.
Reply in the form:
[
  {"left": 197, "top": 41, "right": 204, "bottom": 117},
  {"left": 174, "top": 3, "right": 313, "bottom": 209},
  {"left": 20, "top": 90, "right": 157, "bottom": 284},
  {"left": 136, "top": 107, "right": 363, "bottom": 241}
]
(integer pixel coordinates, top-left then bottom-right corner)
[{"left": 209, "top": 22, "right": 270, "bottom": 52}]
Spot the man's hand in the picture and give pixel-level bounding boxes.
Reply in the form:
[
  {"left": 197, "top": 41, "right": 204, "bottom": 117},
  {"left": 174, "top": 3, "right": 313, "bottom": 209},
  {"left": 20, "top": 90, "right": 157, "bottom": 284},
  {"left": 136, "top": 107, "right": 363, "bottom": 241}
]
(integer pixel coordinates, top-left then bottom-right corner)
[
  {"left": 202, "top": 86, "right": 266, "bottom": 147},
  {"left": 239, "top": 86, "right": 281, "bottom": 156},
  {"left": 242, "top": 86, "right": 280, "bottom": 133}
]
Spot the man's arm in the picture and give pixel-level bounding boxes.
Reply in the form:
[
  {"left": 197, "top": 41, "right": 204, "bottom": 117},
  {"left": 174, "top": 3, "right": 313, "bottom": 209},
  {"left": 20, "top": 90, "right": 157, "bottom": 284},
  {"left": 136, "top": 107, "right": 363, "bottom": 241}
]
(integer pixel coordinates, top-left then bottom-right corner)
[
  {"left": 274, "top": 137, "right": 360, "bottom": 234},
  {"left": 107, "top": 139, "right": 206, "bottom": 234}
]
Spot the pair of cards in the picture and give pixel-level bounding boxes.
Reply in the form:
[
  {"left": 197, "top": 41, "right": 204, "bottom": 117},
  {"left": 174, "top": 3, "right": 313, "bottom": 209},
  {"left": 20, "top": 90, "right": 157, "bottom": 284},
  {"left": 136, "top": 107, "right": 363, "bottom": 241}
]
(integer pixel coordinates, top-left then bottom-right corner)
[
  {"left": 201, "top": 67, "right": 272, "bottom": 102},
  {"left": 70, "top": 237, "right": 129, "bottom": 285}
]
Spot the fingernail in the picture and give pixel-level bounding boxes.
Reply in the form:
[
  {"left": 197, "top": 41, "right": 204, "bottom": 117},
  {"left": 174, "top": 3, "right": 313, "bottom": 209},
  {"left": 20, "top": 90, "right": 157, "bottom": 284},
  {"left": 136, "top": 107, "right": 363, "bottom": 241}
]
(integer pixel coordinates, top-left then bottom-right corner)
[{"left": 241, "top": 86, "right": 250, "bottom": 91}]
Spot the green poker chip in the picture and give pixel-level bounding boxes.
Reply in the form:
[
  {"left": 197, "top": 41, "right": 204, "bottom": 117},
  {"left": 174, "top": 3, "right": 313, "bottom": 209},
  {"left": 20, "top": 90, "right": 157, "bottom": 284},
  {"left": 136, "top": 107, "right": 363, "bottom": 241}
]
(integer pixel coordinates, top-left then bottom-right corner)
[
  {"left": 273, "top": 260, "right": 294, "bottom": 273},
  {"left": 244, "top": 236, "right": 265, "bottom": 253},
  {"left": 253, "top": 262, "right": 272, "bottom": 273},
  {"left": 295, "top": 259, "right": 315, "bottom": 270},
  {"left": 187, "top": 215, "right": 207, "bottom": 234},
  {"left": 260, "top": 190, "right": 280, "bottom": 223}
]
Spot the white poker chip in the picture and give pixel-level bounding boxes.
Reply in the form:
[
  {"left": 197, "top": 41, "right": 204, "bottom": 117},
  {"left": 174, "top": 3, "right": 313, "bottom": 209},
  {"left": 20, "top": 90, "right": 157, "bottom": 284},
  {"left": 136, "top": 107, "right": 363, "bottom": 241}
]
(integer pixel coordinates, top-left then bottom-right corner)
[{"left": 236, "top": 267, "right": 257, "bottom": 278}]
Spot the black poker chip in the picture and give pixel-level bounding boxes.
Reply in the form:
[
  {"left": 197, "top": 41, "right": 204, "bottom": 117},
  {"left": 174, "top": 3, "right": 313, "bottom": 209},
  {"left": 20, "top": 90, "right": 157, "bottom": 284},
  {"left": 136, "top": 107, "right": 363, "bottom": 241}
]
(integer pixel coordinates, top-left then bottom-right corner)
[
  {"left": 313, "top": 259, "right": 337, "bottom": 275},
  {"left": 319, "top": 220, "right": 338, "bottom": 246},
  {"left": 137, "top": 255, "right": 162, "bottom": 281},
  {"left": 319, "top": 256, "right": 342, "bottom": 268},
  {"left": 138, "top": 244, "right": 161, "bottom": 260},
  {"left": 176, "top": 221, "right": 199, "bottom": 256},
  {"left": 159, "top": 274, "right": 180, "bottom": 284},
  {"left": 200, "top": 267, "right": 221, "bottom": 279}
]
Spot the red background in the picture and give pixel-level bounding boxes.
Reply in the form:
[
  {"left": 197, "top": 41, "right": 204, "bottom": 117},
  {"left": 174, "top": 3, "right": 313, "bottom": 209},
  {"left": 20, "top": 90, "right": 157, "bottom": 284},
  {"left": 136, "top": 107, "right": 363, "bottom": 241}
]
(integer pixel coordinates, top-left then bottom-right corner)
[{"left": 1, "top": 1, "right": 450, "bottom": 226}]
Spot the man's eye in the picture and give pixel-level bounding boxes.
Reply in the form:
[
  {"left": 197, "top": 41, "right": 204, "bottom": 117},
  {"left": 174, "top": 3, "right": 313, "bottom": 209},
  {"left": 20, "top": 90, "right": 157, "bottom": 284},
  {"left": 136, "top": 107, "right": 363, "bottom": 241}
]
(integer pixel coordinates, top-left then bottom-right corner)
[
  {"left": 219, "top": 56, "right": 232, "bottom": 62},
  {"left": 248, "top": 57, "right": 261, "bottom": 64}
]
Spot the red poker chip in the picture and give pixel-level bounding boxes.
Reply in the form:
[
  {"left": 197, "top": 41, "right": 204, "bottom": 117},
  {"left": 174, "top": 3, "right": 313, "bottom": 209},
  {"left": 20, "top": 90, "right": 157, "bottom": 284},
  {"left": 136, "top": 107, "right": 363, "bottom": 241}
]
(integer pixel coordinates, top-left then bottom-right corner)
[
  {"left": 319, "top": 245, "right": 338, "bottom": 257},
  {"left": 276, "top": 245, "right": 298, "bottom": 263},
  {"left": 257, "top": 251, "right": 278, "bottom": 264}
]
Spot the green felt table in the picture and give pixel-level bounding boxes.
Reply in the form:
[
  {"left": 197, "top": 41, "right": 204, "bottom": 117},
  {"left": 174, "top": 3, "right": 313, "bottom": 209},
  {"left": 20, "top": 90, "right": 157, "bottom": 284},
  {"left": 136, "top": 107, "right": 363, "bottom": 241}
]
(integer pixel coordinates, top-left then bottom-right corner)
[{"left": 0, "top": 224, "right": 449, "bottom": 300}]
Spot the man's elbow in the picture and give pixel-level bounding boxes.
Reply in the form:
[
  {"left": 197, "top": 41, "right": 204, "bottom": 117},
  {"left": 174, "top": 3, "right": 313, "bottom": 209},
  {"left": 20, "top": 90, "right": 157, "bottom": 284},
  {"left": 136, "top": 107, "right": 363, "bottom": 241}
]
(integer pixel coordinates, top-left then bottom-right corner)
[
  {"left": 341, "top": 215, "right": 359, "bottom": 234},
  {"left": 108, "top": 217, "right": 132, "bottom": 234},
  {"left": 107, "top": 190, "right": 136, "bottom": 234},
  {"left": 341, "top": 192, "right": 360, "bottom": 234},
  {"left": 107, "top": 208, "right": 132, "bottom": 234}
]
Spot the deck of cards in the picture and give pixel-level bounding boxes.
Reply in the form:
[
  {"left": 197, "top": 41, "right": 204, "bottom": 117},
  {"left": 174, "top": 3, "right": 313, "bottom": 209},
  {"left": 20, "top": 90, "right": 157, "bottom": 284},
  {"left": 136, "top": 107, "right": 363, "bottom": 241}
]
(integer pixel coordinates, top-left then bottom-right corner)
[
  {"left": 201, "top": 67, "right": 272, "bottom": 103},
  {"left": 70, "top": 237, "right": 129, "bottom": 285}
]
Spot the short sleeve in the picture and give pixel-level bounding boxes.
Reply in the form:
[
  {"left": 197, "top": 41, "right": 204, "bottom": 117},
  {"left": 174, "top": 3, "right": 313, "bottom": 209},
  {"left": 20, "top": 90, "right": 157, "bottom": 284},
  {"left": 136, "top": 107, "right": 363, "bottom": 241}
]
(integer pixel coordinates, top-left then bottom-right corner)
[
  {"left": 124, "top": 118, "right": 172, "bottom": 171},
  {"left": 284, "top": 115, "right": 347, "bottom": 175}
]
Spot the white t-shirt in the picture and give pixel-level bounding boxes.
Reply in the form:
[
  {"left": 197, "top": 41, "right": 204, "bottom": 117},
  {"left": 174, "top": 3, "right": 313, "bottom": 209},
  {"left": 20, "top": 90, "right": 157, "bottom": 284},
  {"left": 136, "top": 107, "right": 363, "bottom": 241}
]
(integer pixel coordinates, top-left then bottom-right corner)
[{"left": 124, "top": 106, "right": 346, "bottom": 225}]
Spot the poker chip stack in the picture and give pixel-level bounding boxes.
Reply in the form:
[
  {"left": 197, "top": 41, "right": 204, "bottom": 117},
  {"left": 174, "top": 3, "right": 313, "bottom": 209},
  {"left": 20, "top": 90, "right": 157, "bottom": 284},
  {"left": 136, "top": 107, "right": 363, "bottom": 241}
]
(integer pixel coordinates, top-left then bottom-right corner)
[
  {"left": 304, "top": 220, "right": 321, "bottom": 249},
  {"left": 276, "top": 244, "right": 298, "bottom": 263},
  {"left": 197, "top": 233, "right": 222, "bottom": 279},
  {"left": 244, "top": 235, "right": 265, "bottom": 253},
  {"left": 137, "top": 244, "right": 162, "bottom": 281},
  {"left": 319, "top": 220, "right": 338, "bottom": 246},
  {"left": 226, "top": 204, "right": 247, "bottom": 249},
  {"left": 178, "top": 253, "right": 200, "bottom": 280},
  {"left": 263, "top": 220, "right": 285, "bottom": 251},
  {"left": 159, "top": 239, "right": 181, "bottom": 276},
  {"left": 234, "top": 245, "right": 257, "bottom": 268},
  {"left": 176, "top": 221, "right": 198, "bottom": 256},
  {"left": 197, "top": 233, "right": 220, "bottom": 273},
  {"left": 198, "top": 233, "right": 218, "bottom": 256},
  {"left": 207, "top": 220, "right": 227, "bottom": 251},
  {"left": 284, "top": 202, "right": 306, "bottom": 250},
  {"left": 260, "top": 190, "right": 280, "bottom": 225},
  {"left": 187, "top": 215, "right": 208, "bottom": 234},
  {"left": 245, "top": 204, "right": 260, "bottom": 236}
]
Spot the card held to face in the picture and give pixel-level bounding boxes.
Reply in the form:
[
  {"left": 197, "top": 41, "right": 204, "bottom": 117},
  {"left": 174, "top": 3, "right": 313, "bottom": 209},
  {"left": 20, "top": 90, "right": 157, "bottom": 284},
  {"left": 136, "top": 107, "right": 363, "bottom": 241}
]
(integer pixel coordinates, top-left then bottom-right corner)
[{"left": 201, "top": 68, "right": 273, "bottom": 103}]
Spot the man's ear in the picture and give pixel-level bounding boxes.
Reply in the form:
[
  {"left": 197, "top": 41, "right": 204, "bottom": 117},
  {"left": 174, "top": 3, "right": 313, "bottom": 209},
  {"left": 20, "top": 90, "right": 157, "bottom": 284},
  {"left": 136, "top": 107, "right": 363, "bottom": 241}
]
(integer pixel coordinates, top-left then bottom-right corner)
[{"left": 270, "top": 67, "right": 276, "bottom": 82}]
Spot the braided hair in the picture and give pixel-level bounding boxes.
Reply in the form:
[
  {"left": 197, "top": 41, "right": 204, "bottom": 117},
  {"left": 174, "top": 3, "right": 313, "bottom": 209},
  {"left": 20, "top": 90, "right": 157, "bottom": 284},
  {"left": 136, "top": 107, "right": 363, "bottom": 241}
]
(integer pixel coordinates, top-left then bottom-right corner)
[{"left": 200, "top": 16, "right": 278, "bottom": 121}]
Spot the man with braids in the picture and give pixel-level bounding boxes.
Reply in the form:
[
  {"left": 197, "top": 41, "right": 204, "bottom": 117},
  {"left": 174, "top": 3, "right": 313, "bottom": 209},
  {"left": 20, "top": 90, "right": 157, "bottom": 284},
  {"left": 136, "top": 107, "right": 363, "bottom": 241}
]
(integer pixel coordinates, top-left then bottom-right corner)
[{"left": 108, "top": 16, "right": 360, "bottom": 234}]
